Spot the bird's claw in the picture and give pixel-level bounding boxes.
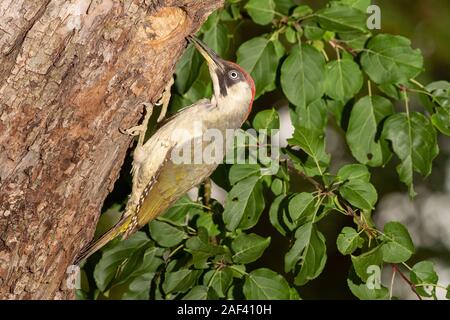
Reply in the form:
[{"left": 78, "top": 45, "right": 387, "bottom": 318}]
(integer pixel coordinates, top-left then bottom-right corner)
[{"left": 119, "top": 125, "right": 144, "bottom": 136}]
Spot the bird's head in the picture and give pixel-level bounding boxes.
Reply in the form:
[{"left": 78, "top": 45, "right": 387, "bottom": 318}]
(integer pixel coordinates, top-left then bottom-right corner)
[{"left": 188, "top": 36, "right": 255, "bottom": 120}]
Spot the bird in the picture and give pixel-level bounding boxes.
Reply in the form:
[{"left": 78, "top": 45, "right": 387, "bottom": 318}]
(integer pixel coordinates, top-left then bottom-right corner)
[{"left": 75, "top": 35, "right": 255, "bottom": 263}]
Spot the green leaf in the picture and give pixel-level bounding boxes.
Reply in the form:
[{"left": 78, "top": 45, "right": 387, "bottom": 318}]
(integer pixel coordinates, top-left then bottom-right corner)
[
  {"left": 185, "top": 228, "right": 225, "bottom": 268},
  {"left": 281, "top": 44, "right": 326, "bottom": 109},
  {"left": 378, "top": 83, "right": 402, "bottom": 100},
  {"left": 245, "top": 0, "right": 277, "bottom": 25},
  {"left": 339, "top": 179, "right": 378, "bottom": 210},
  {"left": 431, "top": 106, "right": 450, "bottom": 136},
  {"left": 175, "top": 45, "right": 202, "bottom": 94},
  {"left": 200, "top": 11, "right": 219, "bottom": 33},
  {"left": 292, "top": 5, "right": 313, "bottom": 19},
  {"left": 230, "top": 265, "right": 246, "bottom": 279},
  {"left": 275, "top": 0, "right": 295, "bottom": 15},
  {"left": 346, "top": 95, "right": 395, "bottom": 167},
  {"left": 120, "top": 271, "right": 157, "bottom": 300},
  {"left": 446, "top": 285, "right": 450, "bottom": 299},
  {"left": 204, "top": 268, "right": 233, "bottom": 298},
  {"left": 243, "top": 268, "right": 290, "bottom": 299},
  {"left": 270, "top": 178, "right": 285, "bottom": 196},
  {"left": 162, "top": 269, "right": 202, "bottom": 294},
  {"left": 327, "top": 100, "right": 344, "bottom": 128},
  {"left": 252, "top": 109, "right": 280, "bottom": 130},
  {"left": 323, "top": 31, "right": 336, "bottom": 42},
  {"left": 149, "top": 220, "right": 186, "bottom": 248},
  {"left": 291, "top": 99, "right": 328, "bottom": 131},
  {"left": 382, "top": 112, "right": 439, "bottom": 197},
  {"left": 115, "top": 245, "right": 163, "bottom": 283},
  {"left": 295, "top": 227, "right": 327, "bottom": 286},
  {"left": 381, "top": 221, "right": 415, "bottom": 263},
  {"left": 410, "top": 261, "right": 439, "bottom": 297},
  {"left": 338, "top": 0, "right": 370, "bottom": 12},
  {"left": 288, "top": 192, "right": 316, "bottom": 222},
  {"left": 337, "top": 227, "right": 364, "bottom": 255},
  {"left": 220, "top": 3, "right": 242, "bottom": 21},
  {"left": 304, "top": 22, "right": 325, "bottom": 40},
  {"left": 196, "top": 212, "right": 220, "bottom": 237},
  {"left": 337, "top": 164, "right": 371, "bottom": 182},
  {"left": 108, "top": 245, "right": 163, "bottom": 299},
  {"left": 269, "top": 195, "right": 290, "bottom": 235},
  {"left": 231, "top": 233, "right": 271, "bottom": 264},
  {"left": 285, "top": 27, "right": 298, "bottom": 44},
  {"left": 361, "top": 34, "right": 424, "bottom": 84},
  {"left": 289, "top": 287, "right": 301, "bottom": 300},
  {"left": 93, "top": 232, "right": 152, "bottom": 291},
  {"left": 351, "top": 246, "right": 383, "bottom": 282},
  {"left": 229, "top": 164, "right": 261, "bottom": 185},
  {"left": 285, "top": 223, "right": 327, "bottom": 285},
  {"left": 424, "top": 81, "right": 450, "bottom": 135},
  {"left": 223, "top": 176, "right": 264, "bottom": 231},
  {"left": 202, "top": 23, "right": 229, "bottom": 57},
  {"left": 161, "top": 195, "right": 201, "bottom": 225},
  {"left": 316, "top": 3, "right": 367, "bottom": 33},
  {"left": 237, "top": 37, "right": 284, "bottom": 98},
  {"left": 289, "top": 127, "right": 330, "bottom": 176},
  {"left": 338, "top": 31, "right": 371, "bottom": 50},
  {"left": 347, "top": 279, "right": 389, "bottom": 300},
  {"left": 171, "top": 65, "right": 212, "bottom": 111},
  {"left": 425, "top": 81, "right": 450, "bottom": 107},
  {"left": 325, "top": 59, "right": 363, "bottom": 101},
  {"left": 182, "top": 285, "right": 208, "bottom": 300}
]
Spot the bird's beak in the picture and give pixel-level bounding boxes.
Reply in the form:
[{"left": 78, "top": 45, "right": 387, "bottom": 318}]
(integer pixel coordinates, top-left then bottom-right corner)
[{"left": 187, "top": 35, "right": 224, "bottom": 71}]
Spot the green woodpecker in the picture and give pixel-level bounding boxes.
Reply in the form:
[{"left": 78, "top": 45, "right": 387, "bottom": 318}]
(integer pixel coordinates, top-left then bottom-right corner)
[{"left": 75, "top": 36, "right": 255, "bottom": 263}]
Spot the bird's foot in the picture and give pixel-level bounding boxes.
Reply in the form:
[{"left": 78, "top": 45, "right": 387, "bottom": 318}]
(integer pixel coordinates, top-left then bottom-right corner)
[
  {"left": 155, "top": 77, "right": 174, "bottom": 123},
  {"left": 120, "top": 102, "right": 154, "bottom": 147},
  {"left": 119, "top": 125, "right": 145, "bottom": 137}
]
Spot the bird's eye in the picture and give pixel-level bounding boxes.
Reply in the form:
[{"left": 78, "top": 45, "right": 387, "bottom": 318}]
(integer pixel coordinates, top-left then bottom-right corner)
[{"left": 228, "top": 70, "right": 239, "bottom": 80}]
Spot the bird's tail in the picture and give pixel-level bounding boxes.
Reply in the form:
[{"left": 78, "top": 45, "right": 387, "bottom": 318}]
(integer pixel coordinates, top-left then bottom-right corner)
[{"left": 74, "top": 217, "right": 130, "bottom": 265}]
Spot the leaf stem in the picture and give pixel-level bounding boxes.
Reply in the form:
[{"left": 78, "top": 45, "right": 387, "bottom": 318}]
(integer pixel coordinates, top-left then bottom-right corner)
[
  {"left": 406, "top": 81, "right": 444, "bottom": 108},
  {"left": 409, "top": 78, "right": 426, "bottom": 90},
  {"left": 401, "top": 87, "right": 410, "bottom": 116},
  {"left": 328, "top": 39, "right": 357, "bottom": 57},
  {"left": 401, "top": 262, "right": 413, "bottom": 271},
  {"left": 389, "top": 265, "right": 396, "bottom": 300},
  {"left": 229, "top": 265, "right": 248, "bottom": 276},
  {"left": 167, "top": 243, "right": 185, "bottom": 259}
]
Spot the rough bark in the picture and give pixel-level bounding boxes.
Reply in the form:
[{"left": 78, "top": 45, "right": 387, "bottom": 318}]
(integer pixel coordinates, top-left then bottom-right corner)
[{"left": 0, "top": 0, "right": 222, "bottom": 300}]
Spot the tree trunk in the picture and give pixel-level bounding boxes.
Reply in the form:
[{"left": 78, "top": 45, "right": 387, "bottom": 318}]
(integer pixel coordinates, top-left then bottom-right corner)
[{"left": 0, "top": 0, "right": 222, "bottom": 300}]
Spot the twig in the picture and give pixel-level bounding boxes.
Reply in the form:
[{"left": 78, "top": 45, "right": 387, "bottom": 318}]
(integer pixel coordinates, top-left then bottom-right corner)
[
  {"left": 392, "top": 264, "right": 422, "bottom": 300},
  {"left": 285, "top": 159, "right": 323, "bottom": 191},
  {"left": 328, "top": 39, "right": 357, "bottom": 57}
]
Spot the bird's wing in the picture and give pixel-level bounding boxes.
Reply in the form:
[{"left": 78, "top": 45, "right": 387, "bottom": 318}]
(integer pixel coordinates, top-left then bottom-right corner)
[
  {"left": 156, "top": 98, "right": 211, "bottom": 128},
  {"left": 123, "top": 99, "right": 214, "bottom": 223},
  {"left": 132, "top": 139, "right": 218, "bottom": 231}
]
